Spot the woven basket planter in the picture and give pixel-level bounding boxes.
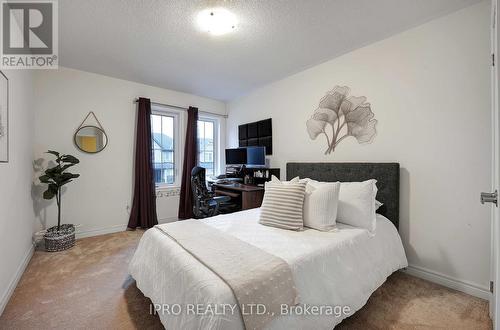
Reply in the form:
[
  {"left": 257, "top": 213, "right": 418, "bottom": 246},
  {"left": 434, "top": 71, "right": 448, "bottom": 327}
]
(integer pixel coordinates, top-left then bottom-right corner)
[{"left": 44, "top": 224, "right": 75, "bottom": 252}]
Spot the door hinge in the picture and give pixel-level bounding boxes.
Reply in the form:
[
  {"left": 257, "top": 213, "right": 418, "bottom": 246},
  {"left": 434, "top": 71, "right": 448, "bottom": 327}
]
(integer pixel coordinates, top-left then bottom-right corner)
[
  {"left": 491, "top": 281, "right": 494, "bottom": 293},
  {"left": 493, "top": 54, "right": 495, "bottom": 67}
]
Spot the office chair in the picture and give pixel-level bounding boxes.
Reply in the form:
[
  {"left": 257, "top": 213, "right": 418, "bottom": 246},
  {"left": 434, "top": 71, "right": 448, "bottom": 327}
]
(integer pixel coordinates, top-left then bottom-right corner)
[{"left": 191, "top": 166, "right": 232, "bottom": 218}]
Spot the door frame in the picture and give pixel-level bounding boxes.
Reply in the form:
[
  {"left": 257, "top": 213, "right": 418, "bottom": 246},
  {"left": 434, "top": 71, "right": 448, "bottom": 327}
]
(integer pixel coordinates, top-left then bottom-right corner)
[{"left": 491, "top": 0, "right": 499, "bottom": 327}]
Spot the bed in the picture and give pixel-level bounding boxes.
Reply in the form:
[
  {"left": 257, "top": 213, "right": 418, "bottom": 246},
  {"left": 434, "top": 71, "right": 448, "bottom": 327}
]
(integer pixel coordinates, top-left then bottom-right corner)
[{"left": 129, "top": 162, "right": 408, "bottom": 330}]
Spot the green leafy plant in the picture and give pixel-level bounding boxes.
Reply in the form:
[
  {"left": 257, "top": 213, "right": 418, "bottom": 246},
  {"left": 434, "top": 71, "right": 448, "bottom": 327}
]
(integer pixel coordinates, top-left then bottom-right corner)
[{"left": 39, "top": 151, "right": 80, "bottom": 231}]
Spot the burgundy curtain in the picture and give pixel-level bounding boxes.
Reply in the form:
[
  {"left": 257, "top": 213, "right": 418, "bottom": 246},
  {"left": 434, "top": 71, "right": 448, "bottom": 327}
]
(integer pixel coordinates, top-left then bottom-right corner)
[
  {"left": 128, "top": 97, "right": 158, "bottom": 229},
  {"left": 178, "top": 106, "right": 198, "bottom": 219}
]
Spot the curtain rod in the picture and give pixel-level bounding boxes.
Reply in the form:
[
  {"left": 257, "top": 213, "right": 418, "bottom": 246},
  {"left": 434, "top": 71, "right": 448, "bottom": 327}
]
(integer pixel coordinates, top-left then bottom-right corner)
[{"left": 133, "top": 99, "right": 228, "bottom": 118}]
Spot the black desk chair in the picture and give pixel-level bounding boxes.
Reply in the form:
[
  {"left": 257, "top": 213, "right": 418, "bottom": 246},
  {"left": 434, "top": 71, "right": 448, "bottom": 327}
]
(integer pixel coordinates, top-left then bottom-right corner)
[{"left": 191, "top": 166, "right": 232, "bottom": 218}]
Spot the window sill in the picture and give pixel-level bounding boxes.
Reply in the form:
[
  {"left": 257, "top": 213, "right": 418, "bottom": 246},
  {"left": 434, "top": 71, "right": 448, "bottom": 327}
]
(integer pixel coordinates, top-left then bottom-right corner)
[{"left": 156, "top": 185, "right": 180, "bottom": 190}]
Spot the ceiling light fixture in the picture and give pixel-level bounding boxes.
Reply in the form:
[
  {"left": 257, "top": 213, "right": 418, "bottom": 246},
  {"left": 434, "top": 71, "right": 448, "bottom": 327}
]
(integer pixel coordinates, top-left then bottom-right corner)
[{"left": 196, "top": 8, "right": 237, "bottom": 36}]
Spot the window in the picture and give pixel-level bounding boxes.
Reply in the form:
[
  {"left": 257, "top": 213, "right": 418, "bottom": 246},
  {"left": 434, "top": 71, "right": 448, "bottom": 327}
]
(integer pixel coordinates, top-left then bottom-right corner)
[
  {"left": 150, "top": 108, "right": 218, "bottom": 186},
  {"left": 198, "top": 118, "right": 217, "bottom": 178},
  {"left": 151, "top": 109, "right": 179, "bottom": 186}
]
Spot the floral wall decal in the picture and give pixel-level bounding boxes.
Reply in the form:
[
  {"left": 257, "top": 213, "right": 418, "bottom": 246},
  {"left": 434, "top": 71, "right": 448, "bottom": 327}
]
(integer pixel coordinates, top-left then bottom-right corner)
[{"left": 306, "top": 86, "right": 377, "bottom": 154}]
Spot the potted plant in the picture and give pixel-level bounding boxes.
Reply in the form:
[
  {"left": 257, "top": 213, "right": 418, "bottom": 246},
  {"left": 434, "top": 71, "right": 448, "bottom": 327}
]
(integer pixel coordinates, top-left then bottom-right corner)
[{"left": 39, "top": 150, "right": 80, "bottom": 252}]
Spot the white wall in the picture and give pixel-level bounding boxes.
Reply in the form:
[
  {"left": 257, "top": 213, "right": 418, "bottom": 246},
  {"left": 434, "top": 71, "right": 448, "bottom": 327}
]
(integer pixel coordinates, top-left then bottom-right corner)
[
  {"left": 0, "top": 70, "right": 35, "bottom": 314},
  {"left": 33, "top": 67, "right": 226, "bottom": 236},
  {"left": 227, "top": 2, "right": 492, "bottom": 295}
]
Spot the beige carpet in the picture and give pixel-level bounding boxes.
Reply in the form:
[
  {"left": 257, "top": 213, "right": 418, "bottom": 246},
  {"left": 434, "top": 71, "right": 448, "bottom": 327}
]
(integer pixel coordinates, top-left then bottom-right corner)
[{"left": 0, "top": 230, "right": 492, "bottom": 330}]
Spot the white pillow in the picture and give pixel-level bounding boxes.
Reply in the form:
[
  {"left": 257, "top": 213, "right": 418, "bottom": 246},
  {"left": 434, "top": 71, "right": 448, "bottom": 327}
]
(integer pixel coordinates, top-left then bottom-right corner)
[
  {"left": 271, "top": 175, "right": 299, "bottom": 184},
  {"left": 337, "top": 180, "right": 378, "bottom": 233},
  {"left": 302, "top": 180, "right": 340, "bottom": 231}
]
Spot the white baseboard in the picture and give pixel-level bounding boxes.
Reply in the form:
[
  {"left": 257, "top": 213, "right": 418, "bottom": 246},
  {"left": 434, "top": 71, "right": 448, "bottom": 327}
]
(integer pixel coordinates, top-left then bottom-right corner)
[
  {"left": 75, "top": 220, "right": 179, "bottom": 238},
  {"left": 402, "top": 264, "right": 491, "bottom": 300},
  {"left": 75, "top": 224, "right": 128, "bottom": 239},
  {"left": 0, "top": 244, "right": 34, "bottom": 316}
]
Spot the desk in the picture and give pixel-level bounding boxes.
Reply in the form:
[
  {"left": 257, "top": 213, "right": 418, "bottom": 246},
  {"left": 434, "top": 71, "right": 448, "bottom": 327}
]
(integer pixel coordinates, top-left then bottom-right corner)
[{"left": 213, "top": 183, "right": 265, "bottom": 210}]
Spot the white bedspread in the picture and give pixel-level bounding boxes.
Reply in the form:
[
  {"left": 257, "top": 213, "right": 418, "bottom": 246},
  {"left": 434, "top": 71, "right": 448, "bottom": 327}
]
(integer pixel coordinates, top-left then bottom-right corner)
[{"left": 129, "top": 208, "right": 408, "bottom": 330}]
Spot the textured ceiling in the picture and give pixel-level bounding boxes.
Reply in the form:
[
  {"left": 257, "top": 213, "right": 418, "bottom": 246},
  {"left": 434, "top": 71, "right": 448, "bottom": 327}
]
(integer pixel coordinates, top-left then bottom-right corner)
[{"left": 59, "top": 0, "right": 482, "bottom": 101}]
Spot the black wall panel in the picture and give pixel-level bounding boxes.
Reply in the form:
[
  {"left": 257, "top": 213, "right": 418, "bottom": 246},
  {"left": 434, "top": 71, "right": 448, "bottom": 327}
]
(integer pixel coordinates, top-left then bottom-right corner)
[{"left": 238, "top": 118, "right": 272, "bottom": 155}]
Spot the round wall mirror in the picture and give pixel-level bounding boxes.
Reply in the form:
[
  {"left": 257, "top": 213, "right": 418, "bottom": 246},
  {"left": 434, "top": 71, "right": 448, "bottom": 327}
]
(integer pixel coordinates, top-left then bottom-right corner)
[{"left": 74, "top": 125, "right": 108, "bottom": 153}]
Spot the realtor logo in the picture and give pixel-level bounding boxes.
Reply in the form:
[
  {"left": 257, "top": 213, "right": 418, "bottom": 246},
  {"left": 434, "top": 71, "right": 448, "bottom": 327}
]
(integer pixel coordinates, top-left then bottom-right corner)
[{"left": 1, "top": 0, "right": 58, "bottom": 69}]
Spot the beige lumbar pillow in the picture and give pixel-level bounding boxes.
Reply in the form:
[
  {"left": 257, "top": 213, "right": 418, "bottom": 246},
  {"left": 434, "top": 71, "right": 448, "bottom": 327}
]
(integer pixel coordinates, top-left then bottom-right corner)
[{"left": 259, "top": 176, "right": 306, "bottom": 230}]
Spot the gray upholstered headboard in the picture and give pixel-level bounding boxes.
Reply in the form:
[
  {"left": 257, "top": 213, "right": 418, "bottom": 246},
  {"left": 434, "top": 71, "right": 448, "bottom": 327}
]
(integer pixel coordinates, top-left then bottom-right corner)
[{"left": 286, "top": 162, "right": 400, "bottom": 229}]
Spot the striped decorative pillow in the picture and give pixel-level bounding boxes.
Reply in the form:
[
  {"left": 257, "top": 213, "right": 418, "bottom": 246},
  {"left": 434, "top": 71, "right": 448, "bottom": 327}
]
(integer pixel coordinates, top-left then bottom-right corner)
[{"left": 259, "top": 180, "right": 307, "bottom": 230}]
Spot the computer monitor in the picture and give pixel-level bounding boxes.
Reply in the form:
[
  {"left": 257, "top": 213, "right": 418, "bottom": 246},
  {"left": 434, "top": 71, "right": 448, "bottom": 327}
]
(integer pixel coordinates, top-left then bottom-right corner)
[
  {"left": 246, "top": 146, "right": 266, "bottom": 166},
  {"left": 225, "top": 148, "right": 247, "bottom": 165}
]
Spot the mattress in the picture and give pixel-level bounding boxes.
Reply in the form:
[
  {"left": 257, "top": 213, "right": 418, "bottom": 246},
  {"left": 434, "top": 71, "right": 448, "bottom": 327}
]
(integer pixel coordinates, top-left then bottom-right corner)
[{"left": 129, "top": 208, "right": 408, "bottom": 330}]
